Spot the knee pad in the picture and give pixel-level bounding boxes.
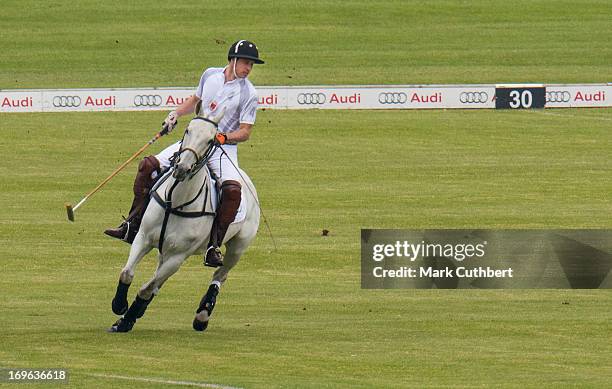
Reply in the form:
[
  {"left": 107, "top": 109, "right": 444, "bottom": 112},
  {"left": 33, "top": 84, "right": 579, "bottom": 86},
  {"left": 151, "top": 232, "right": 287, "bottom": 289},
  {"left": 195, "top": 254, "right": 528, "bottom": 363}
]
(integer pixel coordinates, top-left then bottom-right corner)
[
  {"left": 134, "top": 156, "right": 161, "bottom": 196},
  {"left": 138, "top": 155, "right": 161, "bottom": 176},
  {"left": 221, "top": 180, "right": 241, "bottom": 202}
]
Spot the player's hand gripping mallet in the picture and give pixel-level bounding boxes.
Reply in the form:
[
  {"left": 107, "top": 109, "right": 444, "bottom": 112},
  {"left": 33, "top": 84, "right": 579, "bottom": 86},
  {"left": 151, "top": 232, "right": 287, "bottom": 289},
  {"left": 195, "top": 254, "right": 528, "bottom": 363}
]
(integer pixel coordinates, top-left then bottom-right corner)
[{"left": 65, "top": 126, "right": 170, "bottom": 221}]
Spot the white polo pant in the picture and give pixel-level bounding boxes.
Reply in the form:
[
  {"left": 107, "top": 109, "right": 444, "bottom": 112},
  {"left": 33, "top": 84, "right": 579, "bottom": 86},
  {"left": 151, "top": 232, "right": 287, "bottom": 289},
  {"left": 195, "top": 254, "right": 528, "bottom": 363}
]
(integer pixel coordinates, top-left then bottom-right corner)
[{"left": 155, "top": 141, "right": 240, "bottom": 182}]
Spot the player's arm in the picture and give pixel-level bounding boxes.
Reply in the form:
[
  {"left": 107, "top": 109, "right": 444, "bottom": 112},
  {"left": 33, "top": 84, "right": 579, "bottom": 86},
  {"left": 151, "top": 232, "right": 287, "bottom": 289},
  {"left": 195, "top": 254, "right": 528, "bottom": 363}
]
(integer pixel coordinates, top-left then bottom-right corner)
[
  {"left": 174, "top": 95, "right": 201, "bottom": 117},
  {"left": 162, "top": 95, "right": 201, "bottom": 133},
  {"left": 225, "top": 123, "right": 253, "bottom": 144}
]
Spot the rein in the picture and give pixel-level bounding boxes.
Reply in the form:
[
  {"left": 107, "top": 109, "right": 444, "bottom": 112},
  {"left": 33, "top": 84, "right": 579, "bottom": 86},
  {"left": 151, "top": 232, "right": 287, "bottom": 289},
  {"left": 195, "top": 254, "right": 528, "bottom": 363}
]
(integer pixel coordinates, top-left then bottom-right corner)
[{"left": 215, "top": 146, "right": 278, "bottom": 252}]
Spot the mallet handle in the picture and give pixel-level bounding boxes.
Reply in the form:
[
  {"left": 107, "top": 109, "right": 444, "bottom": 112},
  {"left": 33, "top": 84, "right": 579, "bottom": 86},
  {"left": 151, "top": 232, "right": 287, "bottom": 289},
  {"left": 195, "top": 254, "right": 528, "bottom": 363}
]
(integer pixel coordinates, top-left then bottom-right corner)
[
  {"left": 80, "top": 130, "right": 166, "bottom": 203},
  {"left": 71, "top": 197, "right": 88, "bottom": 212}
]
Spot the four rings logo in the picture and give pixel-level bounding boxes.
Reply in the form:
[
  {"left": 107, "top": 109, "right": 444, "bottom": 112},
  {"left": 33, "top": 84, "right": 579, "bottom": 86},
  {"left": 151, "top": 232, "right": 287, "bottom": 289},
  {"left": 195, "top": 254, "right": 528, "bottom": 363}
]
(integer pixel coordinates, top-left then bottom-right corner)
[
  {"left": 53, "top": 96, "right": 81, "bottom": 107},
  {"left": 460, "top": 91, "right": 488, "bottom": 104},
  {"left": 378, "top": 92, "right": 407, "bottom": 104},
  {"left": 134, "top": 94, "right": 162, "bottom": 107},
  {"left": 546, "top": 91, "right": 571, "bottom": 103},
  {"left": 297, "top": 93, "right": 326, "bottom": 105}
]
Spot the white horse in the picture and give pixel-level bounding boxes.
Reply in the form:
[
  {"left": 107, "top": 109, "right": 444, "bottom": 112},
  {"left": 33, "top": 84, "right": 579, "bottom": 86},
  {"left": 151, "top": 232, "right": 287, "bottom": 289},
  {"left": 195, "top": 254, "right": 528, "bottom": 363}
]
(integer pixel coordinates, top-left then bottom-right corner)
[{"left": 109, "top": 110, "right": 260, "bottom": 333}]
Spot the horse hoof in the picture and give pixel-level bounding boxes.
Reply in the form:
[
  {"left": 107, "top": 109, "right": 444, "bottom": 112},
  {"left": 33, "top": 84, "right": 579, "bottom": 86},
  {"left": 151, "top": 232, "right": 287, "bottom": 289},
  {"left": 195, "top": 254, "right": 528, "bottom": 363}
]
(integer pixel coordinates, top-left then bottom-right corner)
[
  {"left": 107, "top": 325, "right": 120, "bottom": 333},
  {"left": 192, "top": 311, "right": 209, "bottom": 332},
  {"left": 112, "top": 297, "right": 128, "bottom": 315},
  {"left": 107, "top": 317, "right": 134, "bottom": 333}
]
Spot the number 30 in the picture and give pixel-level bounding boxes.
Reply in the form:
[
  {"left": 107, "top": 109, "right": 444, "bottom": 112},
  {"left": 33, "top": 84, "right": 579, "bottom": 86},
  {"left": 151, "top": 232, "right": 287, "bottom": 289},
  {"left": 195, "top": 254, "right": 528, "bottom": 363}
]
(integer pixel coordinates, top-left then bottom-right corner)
[{"left": 509, "top": 90, "right": 533, "bottom": 108}]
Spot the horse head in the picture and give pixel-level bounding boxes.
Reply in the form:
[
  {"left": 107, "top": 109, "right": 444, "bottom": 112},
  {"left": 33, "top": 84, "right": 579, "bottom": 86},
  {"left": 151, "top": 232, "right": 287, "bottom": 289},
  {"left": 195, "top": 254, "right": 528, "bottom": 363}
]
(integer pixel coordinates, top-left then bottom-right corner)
[{"left": 173, "top": 109, "right": 225, "bottom": 182}]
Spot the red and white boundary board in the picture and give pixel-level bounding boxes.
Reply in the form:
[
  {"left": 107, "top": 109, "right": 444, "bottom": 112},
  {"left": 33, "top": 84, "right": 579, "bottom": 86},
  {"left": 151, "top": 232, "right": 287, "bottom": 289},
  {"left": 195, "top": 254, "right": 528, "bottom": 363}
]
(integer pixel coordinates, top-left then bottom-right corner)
[{"left": 0, "top": 84, "right": 609, "bottom": 113}]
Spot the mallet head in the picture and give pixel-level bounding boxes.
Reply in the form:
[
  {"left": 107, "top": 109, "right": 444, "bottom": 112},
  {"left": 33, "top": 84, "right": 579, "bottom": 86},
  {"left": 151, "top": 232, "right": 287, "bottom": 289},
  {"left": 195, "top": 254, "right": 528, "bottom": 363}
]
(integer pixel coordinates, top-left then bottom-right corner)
[{"left": 65, "top": 203, "right": 75, "bottom": 222}]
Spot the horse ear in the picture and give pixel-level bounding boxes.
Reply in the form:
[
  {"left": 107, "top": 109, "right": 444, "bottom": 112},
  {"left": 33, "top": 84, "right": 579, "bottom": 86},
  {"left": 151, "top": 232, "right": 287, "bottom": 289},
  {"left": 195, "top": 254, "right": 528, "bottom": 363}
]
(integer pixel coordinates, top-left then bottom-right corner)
[
  {"left": 194, "top": 100, "right": 203, "bottom": 117},
  {"left": 211, "top": 107, "right": 226, "bottom": 124}
]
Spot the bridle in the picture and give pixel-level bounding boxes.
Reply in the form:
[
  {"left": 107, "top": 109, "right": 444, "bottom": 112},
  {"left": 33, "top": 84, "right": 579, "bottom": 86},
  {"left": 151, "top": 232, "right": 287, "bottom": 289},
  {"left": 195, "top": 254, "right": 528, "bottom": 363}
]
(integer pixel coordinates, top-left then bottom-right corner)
[
  {"left": 174, "top": 116, "right": 219, "bottom": 181},
  {"left": 179, "top": 146, "right": 201, "bottom": 162}
]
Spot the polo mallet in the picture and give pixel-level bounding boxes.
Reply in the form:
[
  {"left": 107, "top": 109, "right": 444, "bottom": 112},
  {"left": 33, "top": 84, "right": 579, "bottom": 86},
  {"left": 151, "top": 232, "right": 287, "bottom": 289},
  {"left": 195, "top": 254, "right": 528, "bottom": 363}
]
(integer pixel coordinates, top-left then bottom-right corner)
[{"left": 65, "top": 126, "right": 170, "bottom": 222}]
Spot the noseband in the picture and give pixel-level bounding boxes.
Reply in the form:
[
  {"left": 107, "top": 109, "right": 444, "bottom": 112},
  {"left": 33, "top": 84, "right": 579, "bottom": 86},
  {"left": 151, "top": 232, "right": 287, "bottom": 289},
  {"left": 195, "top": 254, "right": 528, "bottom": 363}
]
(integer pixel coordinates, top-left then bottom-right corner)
[{"left": 180, "top": 146, "right": 201, "bottom": 162}]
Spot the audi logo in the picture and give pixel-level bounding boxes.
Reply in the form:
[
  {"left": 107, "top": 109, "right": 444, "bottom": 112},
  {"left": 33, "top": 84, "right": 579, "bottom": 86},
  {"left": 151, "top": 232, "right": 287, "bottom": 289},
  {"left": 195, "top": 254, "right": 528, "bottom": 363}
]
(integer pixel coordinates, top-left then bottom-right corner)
[
  {"left": 134, "top": 94, "right": 162, "bottom": 106},
  {"left": 53, "top": 96, "right": 81, "bottom": 107},
  {"left": 459, "top": 91, "right": 488, "bottom": 104},
  {"left": 546, "top": 91, "right": 571, "bottom": 103},
  {"left": 378, "top": 92, "right": 407, "bottom": 104},
  {"left": 297, "top": 93, "right": 326, "bottom": 105}
]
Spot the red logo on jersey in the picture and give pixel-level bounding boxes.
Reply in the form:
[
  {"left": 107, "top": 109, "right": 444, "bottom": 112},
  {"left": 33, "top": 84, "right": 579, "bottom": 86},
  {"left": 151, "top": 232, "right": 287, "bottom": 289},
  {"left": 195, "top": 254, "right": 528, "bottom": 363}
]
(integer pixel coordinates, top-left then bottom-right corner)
[{"left": 209, "top": 101, "right": 217, "bottom": 111}]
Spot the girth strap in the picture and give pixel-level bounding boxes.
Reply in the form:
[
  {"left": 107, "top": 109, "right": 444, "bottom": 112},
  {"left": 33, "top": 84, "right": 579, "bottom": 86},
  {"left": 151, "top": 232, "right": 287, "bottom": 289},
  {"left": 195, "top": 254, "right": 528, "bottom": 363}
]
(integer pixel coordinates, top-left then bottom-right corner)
[
  {"left": 152, "top": 189, "right": 216, "bottom": 218},
  {"left": 152, "top": 180, "right": 216, "bottom": 254}
]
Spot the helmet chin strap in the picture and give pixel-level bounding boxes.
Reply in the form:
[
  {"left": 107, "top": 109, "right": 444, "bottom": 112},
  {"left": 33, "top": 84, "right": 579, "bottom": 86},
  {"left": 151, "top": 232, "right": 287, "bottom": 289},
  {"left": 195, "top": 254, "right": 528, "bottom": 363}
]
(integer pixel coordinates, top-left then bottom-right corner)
[{"left": 231, "top": 58, "right": 247, "bottom": 79}]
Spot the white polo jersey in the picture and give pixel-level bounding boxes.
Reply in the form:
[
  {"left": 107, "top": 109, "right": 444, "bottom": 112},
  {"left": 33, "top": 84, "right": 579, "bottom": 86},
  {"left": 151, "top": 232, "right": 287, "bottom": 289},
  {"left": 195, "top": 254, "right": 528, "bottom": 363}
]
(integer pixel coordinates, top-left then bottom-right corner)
[
  {"left": 155, "top": 67, "right": 257, "bottom": 180},
  {"left": 195, "top": 67, "right": 258, "bottom": 133}
]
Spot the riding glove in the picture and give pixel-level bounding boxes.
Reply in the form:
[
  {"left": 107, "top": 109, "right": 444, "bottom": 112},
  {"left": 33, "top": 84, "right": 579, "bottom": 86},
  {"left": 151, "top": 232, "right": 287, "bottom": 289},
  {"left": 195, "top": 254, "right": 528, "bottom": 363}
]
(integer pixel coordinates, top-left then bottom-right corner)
[
  {"left": 214, "top": 132, "right": 227, "bottom": 145},
  {"left": 162, "top": 110, "right": 178, "bottom": 133}
]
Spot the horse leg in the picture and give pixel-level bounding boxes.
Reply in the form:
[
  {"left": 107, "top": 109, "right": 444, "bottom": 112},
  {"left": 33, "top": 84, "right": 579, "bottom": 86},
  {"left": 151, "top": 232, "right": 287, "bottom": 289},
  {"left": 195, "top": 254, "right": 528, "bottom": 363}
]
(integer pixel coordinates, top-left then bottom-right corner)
[
  {"left": 211, "top": 238, "right": 246, "bottom": 284},
  {"left": 107, "top": 294, "right": 150, "bottom": 333},
  {"left": 138, "top": 253, "right": 186, "bottom": 299},
  {"left": 120, "top": 234, "right": 153, "bottom": 284},
  {"left": 111, "top": 279, "right": 131, "bottom": 315},
  {"left": 137, "top": 253, "right": 190, "bottom": 317},
  {"left": 193, "top": 240, "right": 245, "bottom": 332},
  {"left": 108, "top": 254, "right": 186, "bottom": 333},
  {"left": 111, "top": 236, "right": 153, "bottom": 315},
  {"left": 129, "top": 256, "right": 172, "bottom": 319}
]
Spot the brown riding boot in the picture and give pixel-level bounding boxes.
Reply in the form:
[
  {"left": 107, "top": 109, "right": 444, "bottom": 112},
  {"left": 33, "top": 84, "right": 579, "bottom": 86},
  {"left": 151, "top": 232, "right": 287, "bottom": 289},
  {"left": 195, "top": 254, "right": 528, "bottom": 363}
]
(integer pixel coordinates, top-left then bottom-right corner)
[
  {"left": 104, "top": 156, "right": 160, "bottom": 244},
  {"left": 205, "top": 180, "right": 242, "bottom": 267},
  {"left": 103, "top": 200, "right": 146, "bottom": 244}
]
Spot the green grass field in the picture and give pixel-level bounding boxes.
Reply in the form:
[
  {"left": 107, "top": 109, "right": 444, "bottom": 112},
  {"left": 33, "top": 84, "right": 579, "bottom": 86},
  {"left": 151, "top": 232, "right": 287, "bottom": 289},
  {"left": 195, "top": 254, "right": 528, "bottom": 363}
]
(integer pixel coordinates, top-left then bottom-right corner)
[
  {"left": 1, "top": 0, "right": 610, "bottom": 87},
  {"left": 1, "top": 1, "right": 611, "bottom": 388}
]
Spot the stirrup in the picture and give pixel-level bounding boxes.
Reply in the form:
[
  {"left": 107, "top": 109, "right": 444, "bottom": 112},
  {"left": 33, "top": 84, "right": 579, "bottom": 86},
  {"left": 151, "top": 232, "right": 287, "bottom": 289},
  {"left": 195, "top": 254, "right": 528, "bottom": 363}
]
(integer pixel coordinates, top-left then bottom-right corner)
[
  {"left": 204, "top": 246, "right": 224, "bottom": 268},
  {"left": 104, "top": 218, "right": 138, "bottom": 244}
]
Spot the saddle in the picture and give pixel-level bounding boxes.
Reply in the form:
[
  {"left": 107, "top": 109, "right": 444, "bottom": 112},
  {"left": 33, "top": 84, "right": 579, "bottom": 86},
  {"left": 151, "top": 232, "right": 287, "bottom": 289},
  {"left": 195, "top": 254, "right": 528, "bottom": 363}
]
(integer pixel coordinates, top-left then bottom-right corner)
[
  {"left": 150, "top": 167, "right": 246, "bottom": 254},
  {"left": 150, "top": 169, "right": 214, "bottom": 219},
  {"left": 150, "top": 168, "right": 246, "bottom": 223}
]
